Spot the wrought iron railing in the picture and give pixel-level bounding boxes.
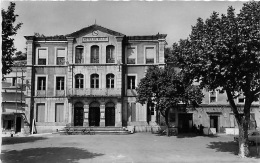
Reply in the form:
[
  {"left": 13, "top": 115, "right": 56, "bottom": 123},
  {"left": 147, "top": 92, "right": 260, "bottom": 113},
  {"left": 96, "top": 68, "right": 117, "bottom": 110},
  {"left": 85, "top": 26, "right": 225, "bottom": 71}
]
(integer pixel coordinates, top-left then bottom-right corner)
[
  {"left": 106, "top": 58, "right": 115, "bottom": 63},
  {"left": 146, "top": 58, "right": 154, "bottom": 64},
  {"left": 127, "top": 58, "right": 135, "bottom": 64},
  {"left": 91, "top": 58, "right": 99, "bottom": 63}
]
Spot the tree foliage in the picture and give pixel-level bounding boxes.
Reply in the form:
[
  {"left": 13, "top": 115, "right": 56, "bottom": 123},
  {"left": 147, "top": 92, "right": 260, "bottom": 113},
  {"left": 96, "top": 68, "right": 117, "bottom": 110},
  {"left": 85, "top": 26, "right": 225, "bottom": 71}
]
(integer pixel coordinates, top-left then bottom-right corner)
[
  {"left": 2, "top": 2, "right": 23, "bottom": 75},
  {"left": 170, "top": 1, "right": 260, "bottom": 157},
  {"left": 136, "top": 66, "right": 204, "bottom": 130}
]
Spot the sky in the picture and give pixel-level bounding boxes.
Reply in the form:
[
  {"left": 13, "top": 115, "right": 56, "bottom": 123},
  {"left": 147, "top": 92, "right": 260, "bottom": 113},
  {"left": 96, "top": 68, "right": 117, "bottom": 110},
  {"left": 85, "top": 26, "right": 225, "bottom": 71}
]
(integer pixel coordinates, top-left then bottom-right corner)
[{"left": 2, "top": 1, "right": 246, "bottom": 53}]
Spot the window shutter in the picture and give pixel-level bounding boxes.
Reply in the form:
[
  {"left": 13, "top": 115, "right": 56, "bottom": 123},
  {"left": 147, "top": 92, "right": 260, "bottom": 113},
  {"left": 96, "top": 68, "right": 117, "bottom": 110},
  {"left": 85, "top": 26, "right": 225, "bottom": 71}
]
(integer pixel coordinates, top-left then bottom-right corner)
[
  {"left": 37, "top": 104, "right": 45, "bottom": 122},
  {"left": 57, "top": 49, "right": 66, "bottom": 57},
  {"left": 38, "top": 49, "right": 47, "bottom": 59},
  {"left": 145, "top": 47, "right": 155, "bottom": 59},
  {"left": 55, "top": 103, "right": 64, "bottom": 122}
]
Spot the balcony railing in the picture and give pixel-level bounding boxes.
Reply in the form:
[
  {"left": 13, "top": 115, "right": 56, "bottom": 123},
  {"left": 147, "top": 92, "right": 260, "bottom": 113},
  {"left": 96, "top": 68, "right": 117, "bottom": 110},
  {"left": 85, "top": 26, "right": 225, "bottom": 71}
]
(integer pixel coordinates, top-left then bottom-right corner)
[
  {"left": 67, "top": 88, "right": 121, "bottom": 97},
  {"left": 56, "top": 90, "right": 66, "bottom": 97},
  {"left": 36, "top": 90, "right": 46, "bottom": 97},
  {"left": 91, "top": 58, "right": 99, "bottom": 63},
  {"left": 127, "top": 58, "right": 135, "bottom": 64},
  {"left": 106, "top": 58, "right": 115, "bottom": 63},
  {"left": 57, "top": 58, "right": 65, "bottom": 65},
  {"left": 146, "top": 58, "right": 154, "bottom": 64},
  {"left": 38, "top": 59, "right": 46, "bottom": 65}
]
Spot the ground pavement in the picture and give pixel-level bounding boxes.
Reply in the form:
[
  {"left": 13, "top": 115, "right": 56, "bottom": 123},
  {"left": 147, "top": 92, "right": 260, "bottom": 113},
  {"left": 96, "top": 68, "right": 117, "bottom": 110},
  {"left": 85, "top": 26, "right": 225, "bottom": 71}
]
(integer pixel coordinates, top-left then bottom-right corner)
[{"left": 1, "top": 133, "right": 260, "bottom": 163}]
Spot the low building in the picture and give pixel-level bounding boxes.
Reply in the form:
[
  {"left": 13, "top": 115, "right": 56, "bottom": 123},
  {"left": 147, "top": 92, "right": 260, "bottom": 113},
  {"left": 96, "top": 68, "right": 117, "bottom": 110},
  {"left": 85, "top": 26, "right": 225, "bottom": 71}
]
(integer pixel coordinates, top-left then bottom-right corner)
[{"left": 1, "top": 61, "right": 30, "bottom": 136}]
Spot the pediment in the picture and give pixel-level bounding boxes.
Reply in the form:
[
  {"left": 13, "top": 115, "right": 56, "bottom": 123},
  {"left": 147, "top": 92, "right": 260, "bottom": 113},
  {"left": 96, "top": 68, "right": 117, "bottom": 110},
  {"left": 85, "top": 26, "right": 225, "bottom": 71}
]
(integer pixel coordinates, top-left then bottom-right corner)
[{"left": 67, "top": 24, "right": 125, "bottom": 38}]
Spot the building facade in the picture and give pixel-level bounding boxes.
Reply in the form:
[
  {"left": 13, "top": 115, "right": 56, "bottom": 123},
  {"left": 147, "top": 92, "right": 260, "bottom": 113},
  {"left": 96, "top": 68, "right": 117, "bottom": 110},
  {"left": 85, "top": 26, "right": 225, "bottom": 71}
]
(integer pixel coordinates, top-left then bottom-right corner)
[
  {"left": 24, "top": 24, "right": 167, "bottom": 133},
  {"left": 1, "top": 61, "right": 29, "bottom": 135}
]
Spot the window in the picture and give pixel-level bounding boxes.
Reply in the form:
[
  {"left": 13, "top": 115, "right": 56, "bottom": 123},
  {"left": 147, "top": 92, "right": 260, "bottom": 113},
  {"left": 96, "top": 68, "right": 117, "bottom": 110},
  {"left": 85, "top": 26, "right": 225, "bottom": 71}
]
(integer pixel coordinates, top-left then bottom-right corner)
[
  {"left": 106, "top": 74, "right": 114, "bottom": 88},
  {"left": 37, "top": 48, "right": 47, "bottom": 65},
  {"left": 148, "top": 102, "right": 155, "bottom": 115},
  {"left": 209, "top": 91, "right": 217, "bottom": 103},
  {"left": 106, "top": 45, "right": 115, "bottom": 63},
  {"left": 12, "top": 77, "right": 17, "bottom": 86},
  {"left": 56, "top": 48, "right": 66, "bottom": 65},
  {"left": 127, "top": 47, "right": 136, "bottom": 64},
  {"left": 145, "top": 47, "right": 155, "bottom": 64},
  {"left": 36, "top": 103, "right": 45, "bottom": 122},
  {"left": 238, "top": 97, "right": 245, "bottom": 103},
  {"left": 127, "top": 76, "right": 136, "bottom": 89},
  {"left": 75, "top": 46, "right": 84, "bottom": 63},
  {"left": 75, "top": 74, "right": 84, "bottom": 88},
  {"left": 91, "top": 45, "right": 99, "bottom": 63},
  {"left": 56, "top": 77, "right": 65, "bottom": 90},
  {"left": 37, "top": 77, "right": 46, "bottom": 90},
  {"left": 55, "top": 103, "right": 64, "bottom": 122},
  {"left": 91, "top": 74, "right": 99, "bottom": 88}
]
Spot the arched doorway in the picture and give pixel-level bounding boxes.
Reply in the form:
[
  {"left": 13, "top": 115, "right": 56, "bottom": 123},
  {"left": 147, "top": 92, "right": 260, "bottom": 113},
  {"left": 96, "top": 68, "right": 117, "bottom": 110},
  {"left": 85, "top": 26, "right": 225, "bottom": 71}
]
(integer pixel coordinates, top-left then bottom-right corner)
[
  {"left": 89, "top": 102, "right": 100, "bottom": 126},
  {"left": 105, "top": 102, "right": 115, "bottom": 126},
  {"left": 74, "top": 102, "right": 84, "bottom": 126}
]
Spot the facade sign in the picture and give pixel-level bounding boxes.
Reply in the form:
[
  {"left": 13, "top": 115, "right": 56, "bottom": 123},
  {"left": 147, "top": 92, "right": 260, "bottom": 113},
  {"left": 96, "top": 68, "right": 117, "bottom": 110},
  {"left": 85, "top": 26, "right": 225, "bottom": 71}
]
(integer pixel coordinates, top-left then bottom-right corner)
[{"left": 82, "top": 37, "right": 109, "bottom": 42}]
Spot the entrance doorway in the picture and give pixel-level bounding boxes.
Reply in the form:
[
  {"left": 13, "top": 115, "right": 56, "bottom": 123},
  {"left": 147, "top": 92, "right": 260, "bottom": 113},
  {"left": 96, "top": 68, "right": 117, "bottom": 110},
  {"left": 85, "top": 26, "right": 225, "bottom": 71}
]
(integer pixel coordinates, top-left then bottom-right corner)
[
  {"left": 16, "top": 116, "right": 21, "bottom": 132},
  {"left": 178, "top": 113, "right": 193, "bottom": 133},
  {"left": 89, "top": 102, "right": 100, "bottom": 126},
  {"left": 105, "top": 102, "right": 115, "bottom": 126},
  {"left": 74, "top": 102, "right": 84, "bottom": 126},
  {"left": 210, "top": 116, "right": 219, "bottom": 132}
]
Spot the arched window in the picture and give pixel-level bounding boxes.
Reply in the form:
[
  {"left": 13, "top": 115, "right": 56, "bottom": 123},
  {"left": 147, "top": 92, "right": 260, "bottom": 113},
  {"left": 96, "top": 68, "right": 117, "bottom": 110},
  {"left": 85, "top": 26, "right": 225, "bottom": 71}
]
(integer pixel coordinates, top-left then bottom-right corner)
[
  {"left": 106, "top": 74, "right": 114, "bottom": 88},
  {"left": 75, "top": 45, "right": 84, "bottom": 63},
  {"left": 91, "top": 45, "right": 99, "bottom": 63},
  {"left": 75, "top": 74, "right": 84, "bottom": 88},
  {"left": 106, "top": 45, "right": 115, "bottom": 63},
  {"left": 91, "top": 74, "right": 99, "bottom": 88}
]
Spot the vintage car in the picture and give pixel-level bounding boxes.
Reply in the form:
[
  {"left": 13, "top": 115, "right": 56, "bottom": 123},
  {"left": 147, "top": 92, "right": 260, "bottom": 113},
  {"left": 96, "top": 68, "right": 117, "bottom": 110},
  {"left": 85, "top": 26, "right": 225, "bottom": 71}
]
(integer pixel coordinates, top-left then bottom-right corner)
[{"left": 234, "top": 130, "right": 260, "bottom": 145}]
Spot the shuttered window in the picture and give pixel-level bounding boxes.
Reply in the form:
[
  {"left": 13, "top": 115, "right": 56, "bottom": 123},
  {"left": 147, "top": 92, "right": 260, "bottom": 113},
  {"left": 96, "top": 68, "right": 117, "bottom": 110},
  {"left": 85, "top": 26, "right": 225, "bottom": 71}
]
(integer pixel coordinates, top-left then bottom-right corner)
[
  {"left": 127, "top": 47, "right": 136, "bottom": 64},
  {"left": 75, "top": 46, "right": 84, "bottom": 63},
  {"left": 91, "top": 45, "right": 99, "bottom": 63},
  {"left": 36, "top": 103, "right": 45, "bottom": 122},
  {"left": 127, "top": 76, "right": 136, "bottom": 89},
  {"left": 38, "top": 49, "right": 47, "bottom": 65},
  {"left": 55, "top": 103, "right": 64, "bottom": 122},
  {"left": 56, "top": 48, "right": 66, "bottom": 65},
  {"left": 145, "top": 47, "right": 155, "bottom": 64}
]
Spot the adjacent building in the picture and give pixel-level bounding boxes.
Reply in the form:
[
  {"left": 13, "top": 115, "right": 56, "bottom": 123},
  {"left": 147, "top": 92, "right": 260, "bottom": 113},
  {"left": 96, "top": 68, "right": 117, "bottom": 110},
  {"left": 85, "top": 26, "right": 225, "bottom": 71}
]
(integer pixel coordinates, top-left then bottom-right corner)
[
  {"left": 24, "top": 24, "right": 167, "bottom": 133},
  {"left": 1, "top": 61, "right": 29, "bottom": 135}
]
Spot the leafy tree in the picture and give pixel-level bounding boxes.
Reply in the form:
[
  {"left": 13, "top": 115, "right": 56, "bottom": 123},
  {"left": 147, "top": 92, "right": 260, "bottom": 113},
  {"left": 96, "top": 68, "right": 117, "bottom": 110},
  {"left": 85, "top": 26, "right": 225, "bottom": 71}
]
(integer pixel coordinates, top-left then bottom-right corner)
[
  {"left": 2, "top": 2, "right": 22, "bottom": 76},
  {"left": 171, "top": 1, "right": 260, "bottom": 157},
  {"left": 136, "top": 66, "right": 204, "bottom": 136},
  {"left": 13, "top": 51, "right": 27, "bottom": 60}
]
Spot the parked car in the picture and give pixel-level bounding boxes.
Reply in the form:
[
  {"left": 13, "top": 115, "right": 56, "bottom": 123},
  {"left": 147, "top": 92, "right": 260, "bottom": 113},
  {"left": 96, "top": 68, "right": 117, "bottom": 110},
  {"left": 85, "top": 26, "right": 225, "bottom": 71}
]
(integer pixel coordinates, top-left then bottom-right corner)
[{"left": 234, "top": 130, "right": 260, "bottom": 145}]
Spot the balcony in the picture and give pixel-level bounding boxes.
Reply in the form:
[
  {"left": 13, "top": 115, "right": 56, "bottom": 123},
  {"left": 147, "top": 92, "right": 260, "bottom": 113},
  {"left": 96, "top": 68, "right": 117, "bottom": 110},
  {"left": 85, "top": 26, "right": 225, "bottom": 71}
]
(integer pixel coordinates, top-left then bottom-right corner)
[
  {"left": 146, "top": 58, "right": 154, "bottom": 64},
  {"left": 127, "top": 58, "right": 135, "bottom": 64},
  {"left": 91, "top": 58, "right": 99, "bottom": 63},
  {"left": 56, "top": 90, "right": 66, "bottom": 97},
  {"left": 36, "top": 90, "right": 46, "bottom": 97},
  {"left": 106, "top": 58, "right": 115, "bottom": 63},
  {"left": 67, "top": 88, "right": 121, "bottom": 97}
]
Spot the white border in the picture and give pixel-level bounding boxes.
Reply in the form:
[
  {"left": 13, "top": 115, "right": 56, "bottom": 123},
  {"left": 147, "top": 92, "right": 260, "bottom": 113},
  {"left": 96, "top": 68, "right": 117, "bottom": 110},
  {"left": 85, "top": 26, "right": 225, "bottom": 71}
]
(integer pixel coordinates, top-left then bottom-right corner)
[
  {"left": 125, "top": 46, "right": 137, "bottom": 65},
  {"left": 125, "top": 73, "right": 137, "bottom": 90},
  {"left": 35, "top": 75, "right": 48, "bottom": 94},
  {"left": 74, "top": 45, "right": 85, "bottom": 64},
  {"left": 54, "top": 75, "right": 66, "bottom": 96},
  {"left": 143, "top": 45, "right": 156, "bottom": 64},
  {"left": 36, "top": 47, "right": 48, "bottom": 65},
  {"left": 54, "top": 47, "right": 67, "bottom": 65}
]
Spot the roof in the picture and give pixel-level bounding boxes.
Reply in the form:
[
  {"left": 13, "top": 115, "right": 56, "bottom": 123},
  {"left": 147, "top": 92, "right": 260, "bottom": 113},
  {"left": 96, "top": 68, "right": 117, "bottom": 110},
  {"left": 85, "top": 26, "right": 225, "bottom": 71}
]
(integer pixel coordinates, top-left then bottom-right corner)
[
  {"left": 126, "top": 34, "right": 167, "bottom": 41},
  {"left": 66, "top": 24, "right": 125, "bottom": 37}
]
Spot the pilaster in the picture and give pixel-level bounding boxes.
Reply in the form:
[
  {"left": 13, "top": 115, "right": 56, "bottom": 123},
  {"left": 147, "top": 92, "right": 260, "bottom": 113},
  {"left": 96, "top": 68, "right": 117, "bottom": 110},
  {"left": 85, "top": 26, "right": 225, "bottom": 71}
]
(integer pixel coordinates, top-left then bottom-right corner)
[
  {"left": 115, "top": 98, "right": 122, "bottom": 127},
  {"left": 83, "top": 104, "right": 89, "bottom": 126},
  {"left": 100, "top": 104, "right": 105, "bottom": 127}
]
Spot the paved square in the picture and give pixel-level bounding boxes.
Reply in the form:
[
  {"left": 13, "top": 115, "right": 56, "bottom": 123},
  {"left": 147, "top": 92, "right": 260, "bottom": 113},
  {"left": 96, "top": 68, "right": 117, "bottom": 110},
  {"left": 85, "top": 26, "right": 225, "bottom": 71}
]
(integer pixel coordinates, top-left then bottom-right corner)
[{"left": 1, "top": 133, "right": 259, "bottom": 163}]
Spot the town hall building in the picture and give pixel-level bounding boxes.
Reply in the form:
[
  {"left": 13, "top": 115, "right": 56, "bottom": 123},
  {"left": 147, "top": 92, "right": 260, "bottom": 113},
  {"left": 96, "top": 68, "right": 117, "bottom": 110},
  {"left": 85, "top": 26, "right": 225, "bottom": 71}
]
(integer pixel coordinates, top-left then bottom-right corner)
[{"left": 24, "top": 24, "right": 167, "bottom": 133}]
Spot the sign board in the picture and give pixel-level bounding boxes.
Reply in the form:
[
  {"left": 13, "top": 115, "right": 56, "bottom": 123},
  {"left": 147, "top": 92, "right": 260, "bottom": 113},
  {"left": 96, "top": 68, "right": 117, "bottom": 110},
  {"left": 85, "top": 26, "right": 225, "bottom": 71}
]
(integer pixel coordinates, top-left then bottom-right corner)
[{"left": 82, "top": 37, "right": 109, "bottom": 42}]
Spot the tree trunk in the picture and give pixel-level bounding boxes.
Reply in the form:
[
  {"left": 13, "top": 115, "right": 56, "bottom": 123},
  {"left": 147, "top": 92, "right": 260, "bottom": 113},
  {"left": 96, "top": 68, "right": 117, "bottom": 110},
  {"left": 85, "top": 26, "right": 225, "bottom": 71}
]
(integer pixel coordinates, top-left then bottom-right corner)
[
  {"left": 165, "top": 108, "right": 170, "bottom": 137},
  {"left": 238, "top": 118, "right": 249, "bottom": 158}
]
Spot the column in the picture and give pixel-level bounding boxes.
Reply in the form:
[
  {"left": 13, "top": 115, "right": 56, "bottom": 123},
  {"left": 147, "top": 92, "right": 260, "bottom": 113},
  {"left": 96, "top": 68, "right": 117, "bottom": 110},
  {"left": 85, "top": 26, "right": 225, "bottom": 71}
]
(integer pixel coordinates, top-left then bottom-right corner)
[
  {"left": 67, "top": 37, "right": 74, "bottom": 95},
  {"left": 83, "top": 104, "right": 89, "bottom": 126},
  {"left": 100, "top": 104, "right": 105, "bottom": 127},
  {"left": 116, "top": 37, "right": 123, "bottom": 90},
  {"left": 115, "top": 98, "right": 122, "bottom": 127}
]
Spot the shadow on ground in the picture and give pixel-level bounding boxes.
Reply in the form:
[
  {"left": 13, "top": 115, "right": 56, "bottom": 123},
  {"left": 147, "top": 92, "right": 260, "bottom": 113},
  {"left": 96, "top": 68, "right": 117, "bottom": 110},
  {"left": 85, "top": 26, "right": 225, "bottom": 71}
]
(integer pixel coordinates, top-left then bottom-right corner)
[
  {"left": 2, "top": 137, "right": 47, "bottom": 145},
  {"left": 207, "top": 141, "right": 238, "bottom": 155},
  {"left": 207, "top": 141, "right": 260, "bottom": 158},
  {"left": 176, "top": 133, "right": 219, "bottom": 138},
  {"left": 1, "top": 147, "right": 104, "bottom": 163}
]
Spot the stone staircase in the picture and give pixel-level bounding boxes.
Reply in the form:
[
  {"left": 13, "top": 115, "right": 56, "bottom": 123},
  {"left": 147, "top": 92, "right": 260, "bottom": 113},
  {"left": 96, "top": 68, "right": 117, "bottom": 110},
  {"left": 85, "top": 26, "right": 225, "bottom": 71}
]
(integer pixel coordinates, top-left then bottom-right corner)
[{"left": 59, "top": 126, "right": 132, "bottom": 135}]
